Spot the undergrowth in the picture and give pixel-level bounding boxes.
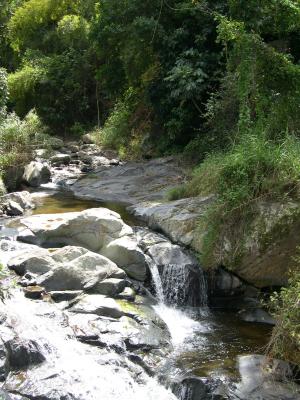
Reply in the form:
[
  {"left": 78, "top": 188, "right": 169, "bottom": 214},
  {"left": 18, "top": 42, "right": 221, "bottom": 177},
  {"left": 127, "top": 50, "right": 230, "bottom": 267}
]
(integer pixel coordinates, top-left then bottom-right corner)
[
  {"left": 169, "top": 133, "right": 300, "bottom": 266},
  {"left": 268, "top": 266, "right": 300, "bottom": 366}
]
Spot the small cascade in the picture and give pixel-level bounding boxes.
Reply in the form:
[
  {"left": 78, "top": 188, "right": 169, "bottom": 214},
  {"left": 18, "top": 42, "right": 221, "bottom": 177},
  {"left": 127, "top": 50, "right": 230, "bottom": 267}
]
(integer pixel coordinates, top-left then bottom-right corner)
[
  {"left": 147, "top": 251, "right": 208, "bottom": 347},
  {"left": 161, "top": 264, "right": 207, "bottom": 307},
  {"left": 2, "top": 291, "right": 177, "bottom": 400}
]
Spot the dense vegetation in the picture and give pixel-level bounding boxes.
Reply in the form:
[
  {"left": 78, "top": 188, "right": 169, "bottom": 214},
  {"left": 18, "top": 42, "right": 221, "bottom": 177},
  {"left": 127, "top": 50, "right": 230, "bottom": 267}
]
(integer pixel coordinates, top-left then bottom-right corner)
[{"left": 1, "top": 0, "right": 300, "bottom": 366}]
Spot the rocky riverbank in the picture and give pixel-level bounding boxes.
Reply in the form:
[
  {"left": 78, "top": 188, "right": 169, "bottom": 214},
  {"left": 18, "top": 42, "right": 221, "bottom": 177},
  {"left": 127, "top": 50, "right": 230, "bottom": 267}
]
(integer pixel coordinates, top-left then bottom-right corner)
[{"left": 0, "top": 139, "right": 299, "bottom": 400}]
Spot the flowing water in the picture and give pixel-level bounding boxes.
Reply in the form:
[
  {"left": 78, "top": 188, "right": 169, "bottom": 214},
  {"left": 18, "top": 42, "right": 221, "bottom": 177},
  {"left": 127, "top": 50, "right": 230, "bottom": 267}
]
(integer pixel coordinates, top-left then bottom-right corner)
[
  {"left": 0, "top": 191, "right": 272, "bottom": 399},
  {"left": 3, "top": 292, "right": 177, "bottom": 400}
]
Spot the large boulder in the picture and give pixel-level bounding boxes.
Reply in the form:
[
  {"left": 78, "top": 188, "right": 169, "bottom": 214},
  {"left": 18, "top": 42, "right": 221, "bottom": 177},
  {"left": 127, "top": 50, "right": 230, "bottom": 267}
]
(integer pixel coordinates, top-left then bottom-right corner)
[
  {"left": 22, "top": 161, "right": 51, "bottom": 187},
  {"left": 129, "top": 196, "right": 213, "bottom": 249},
  {"left": 36, "top": 249, "right": 125, "bottom": 292},
  {"left": 18, "top": 208, "right": 133, "bottom": 252},
  {"left": 101, "top": 236, "right": 148, "bottom": 281}
]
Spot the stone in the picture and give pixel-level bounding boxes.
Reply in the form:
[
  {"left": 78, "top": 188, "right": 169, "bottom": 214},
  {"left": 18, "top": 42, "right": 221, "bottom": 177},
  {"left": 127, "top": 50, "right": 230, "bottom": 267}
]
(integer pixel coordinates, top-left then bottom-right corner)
[
  {"left": 71, "top": 156, "right": 184, "bottom": 204},
  {"left": 0, "top": 191, "right": 34, "bottom": 217},
  {"left": 50, "top": 153, "right": 71, "bottom": 165},
  {"left": 238, "top": 308, "right": 276, "bottom": 325},
  {"left": 50, "top": 137, "right": 64, "bottom": 150},
  {"left": 4, "top": 201, "right": 23, "bottom": 216},
  {"left": 102, "top": 236, "right": 148, "bottom": 281},
  {"left": 116, "top": 287, "right": 136, "bottom": 302},
  {"left": 7, "top": 250, "right": 54, "bottom": 276},
  {"left": 129, "top": 196, "right": 213, "bottom": 249},
  {"left": 234, "top": 355, "right": 299, "bottom": 400},
  {"left": 22, "top": 161, "right": 51, "bottom": 187},
  {"left": 95, "top": 278, "right": 126, "bottom": 296},
  {"left": 51, "top": 246, "right": 88, "bottom": 263},
  {"left": 70, "top": 294, "right": 124, "bottom": 318},
  {"left": 23, "top": 286, "right": 44, "bottom": 299},
  {"left": 50, "top": 290, "right": 83, "bottom": 302},
  {"left": 81, "top": 133, "right": 95, "bottom": 144},
  {"left": 18, "top": 208, "right": 133, "bottom": 252},
  {"left": 36, "top": 251, "right": 125, "bottom": 292},
  {"left": 5, "top": 338, "right": 45, "bottom": 368},
  {"left": 2, "top": 166, "right": 24, "bottom": 192}
]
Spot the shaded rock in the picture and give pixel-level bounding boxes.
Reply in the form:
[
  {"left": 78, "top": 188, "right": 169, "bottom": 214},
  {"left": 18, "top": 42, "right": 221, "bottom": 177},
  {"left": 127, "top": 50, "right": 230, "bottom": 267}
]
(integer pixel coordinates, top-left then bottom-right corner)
[
  {"left": 0, "top": 339, "right": 9, "bottom": 380},
  {"left": 4, "top": 201, "right": 23, "bottom": 216},
  {"left": 102, "top": 236, "right": 147, "bottom": 281},
  {"left": 81, "top": 133, "right": 95, "bottom": 144},
  {"left": 116, "top": 287, "right": 136, "bottom": 302},
  {"left": 238, "top": 308, "right": 276, "bottom": 325},
  {"left": 50, "top": 137, "right": 64, "bottom": 150},
  {"left": 50, "top": 290, "right": 83, "bottom": 302},
  {"left": 23, "top": 286, "right": 44, "bottom": 299},
  {"left": 5, "top": 338, "right": 45, "bottom": 368},
  {"left": 50, "top": 153, "right": 71, "bottom": 166},
  {"left": 234, "top": 355, "right": 299, "bottom": 400},
  {"left": 2, "top": 166, "right": 24, "bottom": 192},
  {"left": 70, "top": 294, "right": 124, "bottom": 318},
  {"left": 22, "top": 161, "right": 51, "bottom": 187},
  {"left": 18, "top": 208, "right": 132, "bottom": 252},
  {"left": 7, "top": 250, "right": 54, "bottom": 276}
]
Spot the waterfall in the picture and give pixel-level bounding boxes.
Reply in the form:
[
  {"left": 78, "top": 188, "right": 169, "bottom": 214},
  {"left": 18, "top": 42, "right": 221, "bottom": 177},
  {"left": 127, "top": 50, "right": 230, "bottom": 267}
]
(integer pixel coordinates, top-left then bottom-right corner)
[{"left": 147, "top": 253, "right": 208, "bottom": 347}]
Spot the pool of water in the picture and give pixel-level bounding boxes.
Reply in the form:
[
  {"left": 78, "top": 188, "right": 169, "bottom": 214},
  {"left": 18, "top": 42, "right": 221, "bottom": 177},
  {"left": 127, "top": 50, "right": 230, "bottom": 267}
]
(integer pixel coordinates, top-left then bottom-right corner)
[{"left": 31, "top": 191, "right": 142, "bottom": 226}]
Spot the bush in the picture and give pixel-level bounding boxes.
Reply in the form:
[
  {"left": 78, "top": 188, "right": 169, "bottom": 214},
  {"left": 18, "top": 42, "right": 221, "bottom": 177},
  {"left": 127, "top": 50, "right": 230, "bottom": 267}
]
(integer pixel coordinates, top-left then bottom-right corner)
[
  {"left": 0, "top": 109, "right": 48, "bottom": 174},
  {"left": 94, "top": 88, "right": 153, "bottom": 159},
  {"left": 268, "top": 266, "right": 300, "bottom": 366}
]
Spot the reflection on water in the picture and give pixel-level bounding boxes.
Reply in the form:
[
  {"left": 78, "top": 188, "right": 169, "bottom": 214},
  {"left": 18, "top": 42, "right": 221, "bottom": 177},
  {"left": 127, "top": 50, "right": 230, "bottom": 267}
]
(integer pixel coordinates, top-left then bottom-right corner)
[
  {"left": 169, "top": 309, "right": 271, "bottom": 379},
  {"left": 31, "top": 191, "right": 142, "bottom": 226}
]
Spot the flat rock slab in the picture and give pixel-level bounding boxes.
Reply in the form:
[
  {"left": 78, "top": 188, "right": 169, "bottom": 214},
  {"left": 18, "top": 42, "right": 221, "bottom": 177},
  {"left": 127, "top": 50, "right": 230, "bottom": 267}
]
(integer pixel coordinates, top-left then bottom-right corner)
[
  {"left": 71, "top": 156, "right": 184, "bottom": 204},
  {"left": 129, "top": 196, "right": 214, "bottom": 251}
]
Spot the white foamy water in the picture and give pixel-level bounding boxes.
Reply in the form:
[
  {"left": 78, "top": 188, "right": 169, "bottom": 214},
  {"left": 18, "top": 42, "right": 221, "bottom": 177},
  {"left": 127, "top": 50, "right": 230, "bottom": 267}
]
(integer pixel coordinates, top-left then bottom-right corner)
[
  {"left": 148, "top": 259, "right": 208, "bottom": 348},
  {"left": 2, "top": 292, "right": 177, "bottom": 400}
]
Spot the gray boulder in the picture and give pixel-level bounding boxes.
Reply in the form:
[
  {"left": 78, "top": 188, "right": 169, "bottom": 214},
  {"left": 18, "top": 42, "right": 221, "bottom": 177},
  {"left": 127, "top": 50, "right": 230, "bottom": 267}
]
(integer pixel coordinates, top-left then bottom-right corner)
[
  {"left": 70, "top": 294, "right": 124, "bottom": 318},
  {"left": 23, "top": 161, "right": 51, "bottom": 187},
  {"left": 102, "top": 236, "right": 148, "bottom": 281},
  {"left": 7, "top": 250, "right": 54, "bottom": 276},
  {"left": 36, "top": 249, "right": 125, "bottom": 292},
  {"left": 95, "top": 278, "right": 126, "bottom": 296},
  {"left": 18, "top": 208, "right": 133, "bottom": 252}
]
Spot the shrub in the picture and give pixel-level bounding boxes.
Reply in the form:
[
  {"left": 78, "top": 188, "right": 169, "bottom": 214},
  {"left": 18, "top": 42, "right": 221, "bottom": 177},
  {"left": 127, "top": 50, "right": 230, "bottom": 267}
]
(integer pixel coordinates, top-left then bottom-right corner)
[
  {"left": 0, "top": 109, "right": 48, "bottom": 174},
  {"left": 268, "top": 266, "right": 300, "bottom": 366}
]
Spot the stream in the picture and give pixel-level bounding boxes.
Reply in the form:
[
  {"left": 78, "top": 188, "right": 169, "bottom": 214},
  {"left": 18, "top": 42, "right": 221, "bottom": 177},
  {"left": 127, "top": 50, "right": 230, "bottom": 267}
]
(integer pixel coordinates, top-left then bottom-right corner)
[{"left": 0, "top": 184, "right": 296, "bottom": 400}]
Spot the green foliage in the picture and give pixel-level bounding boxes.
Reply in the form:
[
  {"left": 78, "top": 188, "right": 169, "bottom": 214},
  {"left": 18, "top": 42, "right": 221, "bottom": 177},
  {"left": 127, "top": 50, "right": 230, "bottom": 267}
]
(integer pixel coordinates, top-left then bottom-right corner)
[
  {"left": 0, "top": 109, "right": 48, "bottom": 173},
  {"left": 94, "top": 88, "right": 152, "bottom": 158},
  {"left": 0, "top": 68, "right": 8, "bottom": 119},
  {"left": 172, "top": 133, "right": 300, "bottom": 265},
  {"left": 268, "top": 266, "right": 300, "bottom": 366}
]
